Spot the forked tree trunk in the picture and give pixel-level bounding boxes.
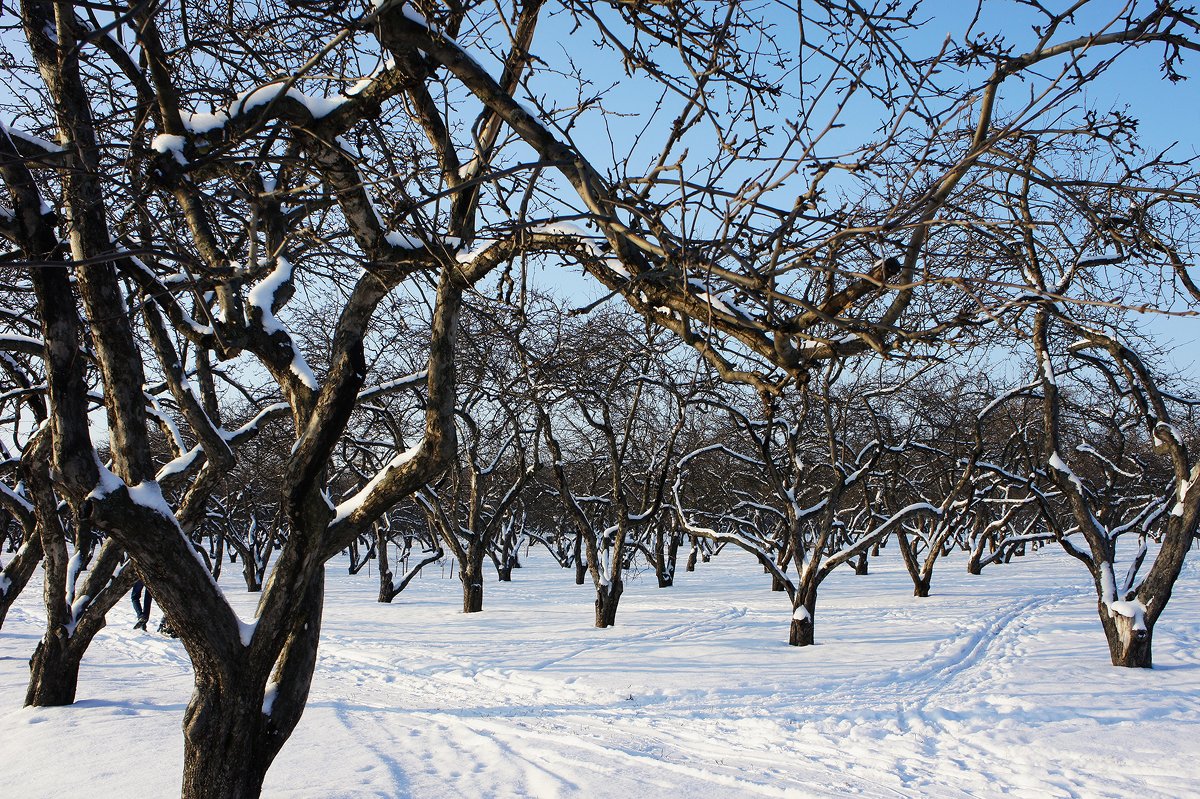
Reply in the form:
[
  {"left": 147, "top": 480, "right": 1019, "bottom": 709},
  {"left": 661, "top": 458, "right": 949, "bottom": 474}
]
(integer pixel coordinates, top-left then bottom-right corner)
[
  {"left": 25, "top": 527, "right": 131, "bottom": 707},
  {"left": 25, "top": 634, "right": 83, "bottom": 706},
  {"left": 0, "top": 533, "right": 42, "bottom": 630},
  {"left": 1100, "top": 606, "right": 1153, "bottom": 668},
  {"left": 493, "top": 537, "right": 518, "bottom": 582},
  {"left": 896, "top": 532, "right": 933, "bottom": 597},
  {"left": 966, "top": 545, "right": 984, "bottom": 575},
  {"left": 243, "top": 557, "right": 263, "bottom": 592},
  {"left": 594, "top": 580, "right": 623, "bottom": 628},
  {"left": 181, "top": 570, "right": 324, "bottom": 799},
  {"left": 25, "top": 567, "right": 132, "bottom": 706},
  {"left": 853, "top": 550, "right": 869, "bottom": 575}
]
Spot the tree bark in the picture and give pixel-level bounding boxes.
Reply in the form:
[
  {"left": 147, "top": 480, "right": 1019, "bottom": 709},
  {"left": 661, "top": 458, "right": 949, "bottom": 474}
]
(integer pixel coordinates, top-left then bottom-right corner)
[
  {"left": 181, "top": 570, "right": 324, "bottom": 799},
  {"left": 181, "top": 675, "right": 273, "bottom": 799},
  {"left": 460, "top": 543, "right": 485, "bottom": 613},
  {"left": 653, "top": 527, "right": 679, "bottom": 588},
  {"left": 0, "top": 533, "right": 42, "bottom": 629},
  {"left": 788, "top": 596, "right": 816, "bottom": 647},
  {"left": 24, "top": 634, "right": 83, "bottom": 706},
  {"left": 25, "top": 548, "right": 133, "bottom": 707},
  {"left": 853, "top": 550, "right": 869, "bottom": 575},
  {"left": 594, "top": 580, "right": 622, "bottom": 628},
  {"left": 574, "top": 534, "right": 586, "bottom": 585},
  {"left": 1101, "top": 606, "right": 1153, "bottom": 668}
]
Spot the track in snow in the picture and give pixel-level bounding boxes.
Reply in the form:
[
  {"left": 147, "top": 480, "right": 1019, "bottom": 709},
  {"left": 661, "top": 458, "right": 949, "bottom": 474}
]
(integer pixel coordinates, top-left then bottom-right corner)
[{"left": 2, "top": 547, "right": 1198, "bottom": 798}]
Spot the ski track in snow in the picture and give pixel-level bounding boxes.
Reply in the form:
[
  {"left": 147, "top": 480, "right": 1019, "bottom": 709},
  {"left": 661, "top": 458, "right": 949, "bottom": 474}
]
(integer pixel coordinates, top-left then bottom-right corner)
[{"left": 1, "top": 549, "right": 1198, "bottom": 798}]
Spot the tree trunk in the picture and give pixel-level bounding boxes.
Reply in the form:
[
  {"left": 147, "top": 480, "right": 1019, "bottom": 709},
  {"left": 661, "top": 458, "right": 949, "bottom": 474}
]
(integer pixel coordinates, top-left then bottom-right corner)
[
  {"left": 1101, "top": 606, "right": 1153, "bottom": 668},
  {"left": 853, "top": 550, "right": 869, "bottom": 575},
  {"left": 496, "top": 564, "right": 513, "bottom": 582},
  {"left": 653, "top": 528, "right": 677, "bottom": 588},
  {"left": 788, "top": 595, "right": 816, "bottom": 647},
  {"left": 913, "top": 575, "right": 931, "bottom": 597},
  {"left": 574, "top": 534, "right": 586, "bottom": 586},
  {"left": 182, "top": 570, "right": 324, "bottom": 798},
  {"left": 0, "top": 533, "right": 43, "bottom": 630},
  {"left": 181, "top": 676, "right": 273, "bottom": 799},
  {"left": 24, "top": 526, "right": 130, "bottom": 707},
  {"left": 771, "top": 545, "right": 788, "bottom": 591},
  {"left": 210, "top": 534, "right": 225, "bottom": 582},
  {"left": 460, "top": 544, "right": 485, "bottom": 613},
  {"left": 376, "top": 529, "right": 392, "bottom": 603},
  {"left": 966, "top": 540, "right": 984, "bottom": 575},
  {"left": 243, "top": 557, "right": 262, "bottom": 592},
  {"left": 654, "top": 537, "right": 674, "bottom": 587},
  {"left": 462, "top": 573, "right": 483, "bottom": 613},
  {"left": 24, "top": 634, "right": 83, "bottom": 706},
  {"left": 594, "top": 580, "right": 623, "bottom": 628}
]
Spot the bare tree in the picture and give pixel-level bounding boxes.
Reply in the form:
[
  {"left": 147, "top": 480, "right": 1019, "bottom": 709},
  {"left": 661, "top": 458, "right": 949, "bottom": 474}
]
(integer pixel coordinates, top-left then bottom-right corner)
[
  {"left": 4, "top": 1, "right": 1198, "bottom": 795},
  {"left": 674, "top": 364, "right": 939, "bottom": 645},
  {"left": 374, "top": 502, "right": 444, "bottom": 603},
  {"left": 1033, "top": 310, "right": 1198, "bottom": 667}
]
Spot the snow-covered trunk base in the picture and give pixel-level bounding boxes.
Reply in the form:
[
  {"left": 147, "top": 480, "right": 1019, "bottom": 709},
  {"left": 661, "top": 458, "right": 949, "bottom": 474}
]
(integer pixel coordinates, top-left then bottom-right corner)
[
  {"left": 24, "top": 635, "right": 83, "bottom": 706},
  {"left": 595, "top": 581, "right": 623, "bottom": 628},
  {"left": 913, "top": 576, "right": 931, "bottom": 598},
  {"left": 496, "top": 565, "right": 513, "bottom": 582},
  {"left": 1101, "top": 606, "right": 1153, "bottom": 668},
  {"left": 685, "top": 545, "right": 698, "bottom": 572},
  {"left": 788, "top": 594, "right": 817, "bottom": 647},
  {"left": 854, "top": 551, "right": 869, "bottom": 576},
  {"left": 181, "top": 678, "right": 272, "bottom": 799}
]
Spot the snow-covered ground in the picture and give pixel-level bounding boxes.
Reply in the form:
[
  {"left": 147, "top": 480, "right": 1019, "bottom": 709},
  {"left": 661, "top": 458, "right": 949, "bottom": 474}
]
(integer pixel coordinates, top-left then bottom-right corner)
[{"left": 2, "top": 546, "right": 1198, "bottom": 798}]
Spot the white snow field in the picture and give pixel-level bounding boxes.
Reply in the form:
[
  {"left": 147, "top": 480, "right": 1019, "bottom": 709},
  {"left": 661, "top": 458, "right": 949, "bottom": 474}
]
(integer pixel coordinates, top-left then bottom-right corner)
[{"left": 2, "top": 546, "right": 1198, "bottom": 798}]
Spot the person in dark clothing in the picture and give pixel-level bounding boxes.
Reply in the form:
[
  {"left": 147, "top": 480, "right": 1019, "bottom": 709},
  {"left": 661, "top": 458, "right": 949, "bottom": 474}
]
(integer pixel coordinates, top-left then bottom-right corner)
[{"left": 131, "top": 580, "right": 152, "bottom": 630}]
